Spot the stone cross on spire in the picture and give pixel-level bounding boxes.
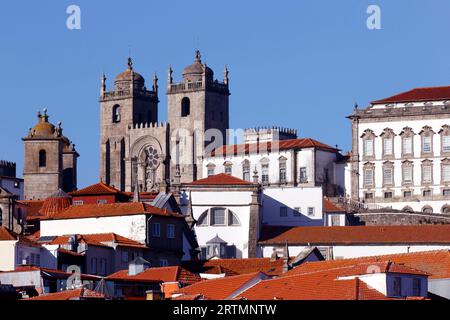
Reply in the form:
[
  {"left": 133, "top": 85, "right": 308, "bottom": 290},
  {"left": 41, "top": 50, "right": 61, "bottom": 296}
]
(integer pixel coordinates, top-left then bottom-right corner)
[{"left": 195, "top": 49, "right": 201, "bottom": 63}]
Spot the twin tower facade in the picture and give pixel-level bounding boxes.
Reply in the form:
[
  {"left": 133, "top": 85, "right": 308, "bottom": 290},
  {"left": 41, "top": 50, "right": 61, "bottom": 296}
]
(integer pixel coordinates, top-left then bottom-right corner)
[{"left": 99, "top": 51, "right": 230, "bottom": 192}]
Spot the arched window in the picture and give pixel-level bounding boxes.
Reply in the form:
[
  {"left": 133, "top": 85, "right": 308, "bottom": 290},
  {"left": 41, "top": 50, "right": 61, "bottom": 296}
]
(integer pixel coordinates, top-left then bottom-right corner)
[
  {"left": 422, "top": 206, "right": 433, "bottom": 214},
  {"left": 181, "top": 97, "right": 190, "bottom": 117},
  {"left": 112, "top": 104, "right": 121, "bottom": 123},
  {"left": 402, "top": 206, "right": 414, "bottom": 213},
  {"left": 39, "top": 150, "right": 46, "bottom": 168},
  {"left": 228, "top": 210, "right": 240, "bottom": 226},
  {"left": 442, "top": 205, "right": 450, "bottom": 215},
  {"left": 197, "top": 211, "right": 208, "bottom": 226}
]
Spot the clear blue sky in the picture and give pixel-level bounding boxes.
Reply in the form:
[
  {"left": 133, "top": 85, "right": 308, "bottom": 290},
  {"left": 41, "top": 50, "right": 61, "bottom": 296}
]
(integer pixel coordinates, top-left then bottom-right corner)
[{"left": 1, "top": 0, "right": 450, "bottom": 188}]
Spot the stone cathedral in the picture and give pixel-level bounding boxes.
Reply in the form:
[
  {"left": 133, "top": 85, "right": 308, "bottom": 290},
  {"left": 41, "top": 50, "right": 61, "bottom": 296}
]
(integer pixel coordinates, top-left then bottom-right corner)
[{"left": 99, "top": 51, "right": 230, "bottom": 192}]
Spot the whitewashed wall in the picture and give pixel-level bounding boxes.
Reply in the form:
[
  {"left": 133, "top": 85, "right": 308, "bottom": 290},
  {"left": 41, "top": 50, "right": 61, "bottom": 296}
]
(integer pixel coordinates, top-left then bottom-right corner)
[
  {"left": 261, "top": 187, "right": 324, "bottom": 226},
  {"left": 0, "top": 240, "right": 16, "bottom": 271}
]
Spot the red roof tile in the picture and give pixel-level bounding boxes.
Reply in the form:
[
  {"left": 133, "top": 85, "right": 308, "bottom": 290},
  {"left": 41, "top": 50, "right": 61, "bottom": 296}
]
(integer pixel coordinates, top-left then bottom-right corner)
[
  {"left": 174, "top": 272, "right": 264, "bottom": 300},
  {"left": 69, "top": 182, "right": 126, "bottom": 196},
  {"left": 209, "top": 138, "right": 338, "bottom": 157},
  {"left": 16, "top": 200, "right": 44, "bottom": 220},
  {"left": 182, "top": 258, "right": 285, "bottom": 276},
  {"left": 323, "top": 198, "right": 345, "bottom": 213},
  {"left": 40, "top": 202, "right": 182, "bottom": 220},
  {"left": 286, "top": 250, "right": 450, "bottom": 280},
  {"left": 106, "top": 266, "right": 200, "bottom": 285},
  {"left": 0, "top": 226, "right": 17, "bottom": 241},
  {"left": 27, "top": 288, "right": 104, "bottom": 300},
  {"left": 259, "top": 225, "right": 450, "bottom": 245},
  {"left": 188, "top": 173, "right": 253, "bottom": 186},
  {"left": 371, "top": 85, "right": 450, "bottom": 104}
]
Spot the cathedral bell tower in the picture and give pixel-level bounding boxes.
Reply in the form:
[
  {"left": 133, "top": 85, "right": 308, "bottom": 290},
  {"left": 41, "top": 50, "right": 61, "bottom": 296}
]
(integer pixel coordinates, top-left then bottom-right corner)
[
  {"left": 167, "top": 50, "right": 230, "bottom": 183},
  {"left": 99, "top": 58, "right": 159, "bottom": 190}
]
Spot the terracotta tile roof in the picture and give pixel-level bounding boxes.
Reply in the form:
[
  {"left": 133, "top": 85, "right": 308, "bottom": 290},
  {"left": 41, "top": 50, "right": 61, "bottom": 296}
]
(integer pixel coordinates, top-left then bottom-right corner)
[
  {"left": 57, "top": 248, "right": 84, "bottom": 257},
  {"left": 172, "top": 294, "right": 204, "bottom": 300},
  {"left": 46, "top": 233, "right": 147, "bottom": 249},
  {"left": 323, "top": 198, "right": 344, "bottom": 213},
  {"left": 39, "top": 190, "right": 72, "bottom": 218},
  {"left": 69, "top": 182, "right": 127, "bottom": 196},
  {"left": 182, "top": 258, "right": 285, "bottom": 276},
  {"left": 27, "top": 288, "right": 104, "bottom": 300},
  {"left": 236, "top": 262, "right": 423, "bottom": 300},
  {"left": 188, "top": 173, "right": 253, "bottom": 186},
  {"left": 286, "top": 250, "right": 450, "bottom": 280},
  {"left": 209, "top": 138, "right": 338, "bottom": 157},
  {"left": 106, "top": 266, "right": 200, "bottom": 285},
  {"left": 40, "top": 202, "right": 182, "bottom": 220},
  {"left": 174, "top": 272, "right": 264, "bottom": 300},
  {"left": 16, "top": 200, "right": 44, "bottom": 220},
  {"left": 259, "top": 225, "right": 450, "bottom": 245},
  {"left": 371, "top": 85, "right": 450, "bottom": 104}
]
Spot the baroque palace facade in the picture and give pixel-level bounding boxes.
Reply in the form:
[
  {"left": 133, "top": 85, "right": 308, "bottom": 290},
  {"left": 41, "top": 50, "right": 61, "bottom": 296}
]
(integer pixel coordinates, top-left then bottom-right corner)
[{"left": 348, "top": 86, "right": 450, "bottom": 214}]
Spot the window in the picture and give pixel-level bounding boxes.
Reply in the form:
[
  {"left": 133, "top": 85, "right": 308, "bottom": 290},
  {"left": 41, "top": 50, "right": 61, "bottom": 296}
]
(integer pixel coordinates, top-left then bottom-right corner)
[
  {"left": 293, "top": 207, "right": 301, "bottom": 216},
  {"left": 444, "top": 189, "right": 450, "bottom": 196},
  {"left": 364, "top": 192, "right": 373, "bottom": 200},
  {"left": 181, "top": 97, "right": 190, "bottom": 117},
  {"left": 443, "top": 135, "right": 450, "bottom": 153},
  {"left": 412, "top": 278, "right": 421, "bottom": 296},
  {"left": 331, "top": 215, "right": 341, "bottom": 226},
  {"left": 228, "top": 211, "right": 240, "bottom": 226},
  {"left": 279, "top": 163, "right": 286, "bottom": 183},
  {"left": 39, "top": 150, "right": 46, "bottom": 167},
  {"left": 197, "top": 212, "right": 208, "bottom": 226},
  {"left": 97, "top": 199, "right": 107, "bottom": 204},
  {"left": 211, "top": 208, "right": 226, "bottom": 225},
  {"left": 422, "top": 136, "right": 432, "bottom": 153},
  {"left": 402, "top": 137, "right": 413, "bottom": 155},
  {"left": 393, "top": 277, "right": 402, "bottom": 297},
  {"left": 280, "top": 206, "right": 288, "bottom": 217},
  {"left": 364, "top": 168, "right": 374, "bottom": 187},
  {"left": 207, "top": 163, "right": 215, "bottom": 176},
  {"left": 261, "top": 164, "right": 269, "bottom": 184},
  {"left": 383, "top": 167, "right": 393, "bottom": 186},
  {"left": 422, "top": 164, "right": 432, "bottom": 183},
  {"left": 422, "top": 189, "right": 432, "bottom": 197},
  {"left": 384, "top": 192, "right": 393, "bottom": 199},
  {"left": 307, "top": 207, "right": 315, "bottom": 217},
  {"left": 242, "top": 161, "right": 250, "bottom": 181},
  {"left": 151, "top": 223, "right": 160, "bottom": 237},
  {"left": 402, "top": 164, "right": 413, "bottom": 184},
  {"left": 383, "top": 138, "right": 393, "bottom": 156},
  {"left": 443, "top": 163, "right": 450, "bottom": 183},
  {"left": 403, "top": 191, "right": 412, "bottom": 198},
  {"left": 73, "top": 200, "right": 84, "bottom": 205},
  {"left": 121, "top": 251, "right": 129, "bottom": 263},
  {"left": 167, "top": 224, "right": 175, "bottom": 239},
  {"left": 364, "top": 139, "right": 374, "bottom": 157},
  {"left": 112, "top": 104, "right": 121, "bottom": 123},
  {"left": 299, "top": 167, "right": 308, "bottom": 183},
  {"left": 91, "top": 258, "right": 97, "bottom": 274},
  {"left": 159, "top": 259, "right": 169, "bottom": 267},
  {"left": 224, "top": 162, "right": 232, "bottom": 175},
  {"left": 442, "top": 206, "right": 450, "bottom": 214},
  {"left": 100, "top": 259, "right": 107, "bottom": 276},
  {"left": 422, "top": 206, "right": 433, "bottom": 214}
]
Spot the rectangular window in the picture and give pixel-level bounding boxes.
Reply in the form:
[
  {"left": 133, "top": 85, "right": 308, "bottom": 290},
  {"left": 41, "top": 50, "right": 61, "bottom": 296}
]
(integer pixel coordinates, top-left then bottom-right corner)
[
  {"left": 262, "top": 164, "right": 269, "bottom": 184},
  {"left": 423, "top": 165, "right": 432, "bottom": 183},
  {"left": 279, "top": 164, "right": 286, "bottom": 183},
  {"left": 307, "top": 207, "right": 315, "bottom": 217},
  {"left": 91, "top": 258, "right": 97, "bottom": 274},
  {"left": 243, "top": 171, "right": 250, "bottom": 182},
  {"left": 384, "top": 192, "right": 393, "bottom": 199},
  {"left": 151, "top": 223, "right": 160, "bottom": 237},
  {"left": 383, "top": 138, "right": 393, "bottom": 156},
  {"left": 121, "top": 251, "right": 129, "bottom": 263},
  {"left": 383, "top": 168, "right": 393, "bottom": 185},
  {"left": 224, "top": 166, "right": 232, "bottom": 175},
  {"left": 293, "top": 207, "right": 301, "bottom": 216},
  {"left": 159, "top": 259, "right": 169, "bottom": 267},
  {"left": 167, "top": 224, "right": 175, "bottom": 239},
  {"left": 423, "top": 189, "right": 432, "bottom": 197},
  {"left": 403, "top": 191, "right": 412, "bottom": 198},
  {"left": 403, "top": 166, "right": 412, "bottom": 184},
  {"left": 443, "top": 135, "right": 450, "bottom": 152},
  {"left": 423, "top": 136, "right": 432, "bottom": 153},
  {"left": 364, "top": 169, "right": 373, "bottom": 187},
  {"left": 443, "top": 189, "right": 450, "bottom": 196},
  {"left": 73, "top": 200, "right": 84, "bottom": 206},
  {"left": 403, "top": 137, "right": 412, "bottom": 155},
  {"left": 97, "top": 199, "right": 107, "bottom": 204},
  {"left": 443, "top": 165, "right": 450, "bottom": 182},
  {"left": 211, "top": 208, "right": 226, "bottom": 225},
  {"left": 364, "top": 139, "right": 374, "bottom": 157},
  {"left": 207, "top": 167, "right": 215, "bottom": 176},
  {"left": 299, "top": 167, "right": 308, "bottom": 183},
  {"left": 412, "top": 278, "right": 421, "bottom": 296},
  {"left": 331, "top": 215, "right": 341, "bottom": 226},
  {"left": 280, "top": 206, "right": 288, "bottom": 217},
  {"left": 364, "top": 193, "right": 373, "bottom": 200},
  {"left": 393, "top": 277, "right": 402, "bottom": 297}
]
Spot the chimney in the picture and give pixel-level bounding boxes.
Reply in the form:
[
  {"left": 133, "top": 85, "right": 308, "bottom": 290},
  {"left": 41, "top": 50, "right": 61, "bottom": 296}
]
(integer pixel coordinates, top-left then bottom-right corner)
[
  {"left": 282, "top": 241, "right": 290, "bottom": 273},
  {"left": 146, "top": 290, "right": 165, "bottom": 300},
  {"left": 128, "top": 257, "right": 151, "bottom": 276}
]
